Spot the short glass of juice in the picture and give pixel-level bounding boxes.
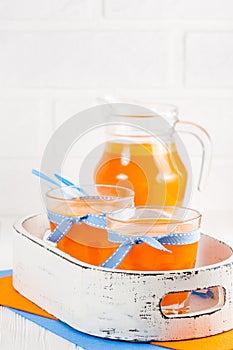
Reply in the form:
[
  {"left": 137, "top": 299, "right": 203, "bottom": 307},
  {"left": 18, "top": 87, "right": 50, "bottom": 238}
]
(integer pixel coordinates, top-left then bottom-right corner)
[
  {"left": 106, "top": 206, "right": 201, "bottom": 315},
  {"left": 45, "top": 184, "right": 134, "bottom": 266}
]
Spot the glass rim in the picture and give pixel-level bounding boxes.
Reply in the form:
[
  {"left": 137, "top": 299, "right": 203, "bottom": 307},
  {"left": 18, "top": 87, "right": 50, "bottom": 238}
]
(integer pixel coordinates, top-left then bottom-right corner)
[
  {"left": 107, "top": 206, "right": 201, "bottom": 225},
  {"left": 46, "top": 184, "right": 135, "bottom": 202}
]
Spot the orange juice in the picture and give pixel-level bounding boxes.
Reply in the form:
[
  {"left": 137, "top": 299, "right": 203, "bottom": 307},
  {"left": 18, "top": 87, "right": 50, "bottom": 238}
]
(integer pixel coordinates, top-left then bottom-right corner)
[
  {"left": 49, "top": 202, "right": 118, "bottom": 265},
  {"left": 46, "top": 185, "right": 134, "bottom": 266},
  {"left": 50, "top": 208, "right": 198, "bottom": 274},
  {"left": 95, "top": 142, "right": 188, "bottom": 207},
  {"left": 53, "top": 222, "right": 118, "bottom": 265}
]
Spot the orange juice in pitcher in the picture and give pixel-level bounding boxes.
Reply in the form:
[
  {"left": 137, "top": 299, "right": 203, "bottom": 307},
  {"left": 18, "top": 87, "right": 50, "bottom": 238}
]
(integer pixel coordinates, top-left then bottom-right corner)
[
  {"left": 95, "top": 103, "right": 212, "bottom": 207},
  {"left": 95, "top": 141, "right": 187, "bottom": 206}
]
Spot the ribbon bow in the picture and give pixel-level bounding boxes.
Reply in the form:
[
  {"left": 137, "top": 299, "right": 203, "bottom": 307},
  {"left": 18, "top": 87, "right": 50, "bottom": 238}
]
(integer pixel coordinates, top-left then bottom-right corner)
[
  {"left": 47, "top": 210, "right": 200, "bottom": 270},
  {"left": 47, "top": 211, "right": 107, "bottom": 243},
  {"left": 101, "top": 233, "right": 171, "bottom": 269},
  {"left": 101, "top": 229, "right": 200, "bottom": 269}
]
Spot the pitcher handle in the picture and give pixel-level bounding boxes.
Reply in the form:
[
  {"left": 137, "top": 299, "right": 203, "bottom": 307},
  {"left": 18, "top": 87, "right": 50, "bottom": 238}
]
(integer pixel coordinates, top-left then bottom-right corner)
[{"left": 175, "top": 120, "right": 212, "bottom": 191}]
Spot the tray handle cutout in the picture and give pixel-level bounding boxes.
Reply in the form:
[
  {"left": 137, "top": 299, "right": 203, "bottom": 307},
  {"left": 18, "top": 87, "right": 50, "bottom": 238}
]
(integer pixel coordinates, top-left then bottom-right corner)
[{"left": 160, "top": 285, "right": 226, "bottom": 318}]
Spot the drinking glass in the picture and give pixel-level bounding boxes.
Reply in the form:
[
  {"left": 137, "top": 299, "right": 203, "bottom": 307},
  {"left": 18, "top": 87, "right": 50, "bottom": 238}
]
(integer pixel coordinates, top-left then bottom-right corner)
[
  {"left": 46, "top": 185, "right": 134, "bottom": 266},
  {"left": 106, "top": 206, "right": 201, "bottom": 314}
]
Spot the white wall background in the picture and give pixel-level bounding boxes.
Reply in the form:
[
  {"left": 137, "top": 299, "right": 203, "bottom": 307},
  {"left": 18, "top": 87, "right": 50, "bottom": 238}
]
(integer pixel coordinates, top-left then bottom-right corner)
[{"left": 0, "top": 1, "right": 233, "bottom": 246}]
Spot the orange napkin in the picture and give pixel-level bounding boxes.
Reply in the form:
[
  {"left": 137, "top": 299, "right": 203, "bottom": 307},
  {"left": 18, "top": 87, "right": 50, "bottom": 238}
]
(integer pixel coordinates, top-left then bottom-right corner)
[
  {"left": 152, "top": 330, "right": 233, "bottom": 350},
  {"left": 0, "top": 275, "right": 56, "bottom": 319}
]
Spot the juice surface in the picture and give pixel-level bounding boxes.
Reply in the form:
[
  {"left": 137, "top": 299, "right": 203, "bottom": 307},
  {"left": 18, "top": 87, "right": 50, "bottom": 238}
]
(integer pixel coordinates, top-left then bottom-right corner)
[{"left": 95, "top": 142, "right": 188, "bottom": 206}]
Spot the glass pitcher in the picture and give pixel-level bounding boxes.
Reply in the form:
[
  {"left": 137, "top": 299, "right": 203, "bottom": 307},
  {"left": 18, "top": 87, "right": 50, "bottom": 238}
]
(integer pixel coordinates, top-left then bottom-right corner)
[{"left": 94, "top": 102, "right": 212, "bottom": 207}]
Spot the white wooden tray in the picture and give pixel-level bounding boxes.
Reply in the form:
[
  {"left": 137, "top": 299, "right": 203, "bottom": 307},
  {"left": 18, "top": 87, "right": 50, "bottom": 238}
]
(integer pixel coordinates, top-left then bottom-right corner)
[{"left": 13, "top": 214, "right": 233, "bottom": 342}]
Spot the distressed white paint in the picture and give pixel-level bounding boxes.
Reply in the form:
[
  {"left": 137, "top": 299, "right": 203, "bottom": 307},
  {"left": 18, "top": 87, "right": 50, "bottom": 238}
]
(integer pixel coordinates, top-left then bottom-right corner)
[{"left": 13, "top": 214, "right": 233, "bottom": 342}]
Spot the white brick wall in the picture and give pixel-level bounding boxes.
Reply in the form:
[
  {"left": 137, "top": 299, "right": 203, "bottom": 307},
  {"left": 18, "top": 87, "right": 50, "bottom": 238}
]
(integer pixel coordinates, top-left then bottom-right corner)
[
  {"left": 0, "top": 99, "right": 53, "bottom": 157},
  {"left": 0, "top": 158, "right": 44, "bottom": 217},
  {"left": 0, "top": 31, "right": 169, "bottom": 88},
  {"left": 185, "top": 32, "right": 233, "bottom": 88},
  {"left": 0, "top": 0, "right": 232, "bottom": 224},
  {"left": 104, "top": 0, "right": 233, "bottom": 20},
  {"left": 0, "top": 0, "right": 100, "bottom": 20}
]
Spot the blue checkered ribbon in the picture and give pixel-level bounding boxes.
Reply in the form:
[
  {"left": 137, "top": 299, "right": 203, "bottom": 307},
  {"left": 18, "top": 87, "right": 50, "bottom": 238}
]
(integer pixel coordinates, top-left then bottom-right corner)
[
  {"left": 47, "top": 210, "right": 200, "bottom": 269},
  {"left": 101, "top": 229, "right": 200, "bottom": 269},
  {"left": 47, "top": 210, "right": 107, "bottom": 243}
]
